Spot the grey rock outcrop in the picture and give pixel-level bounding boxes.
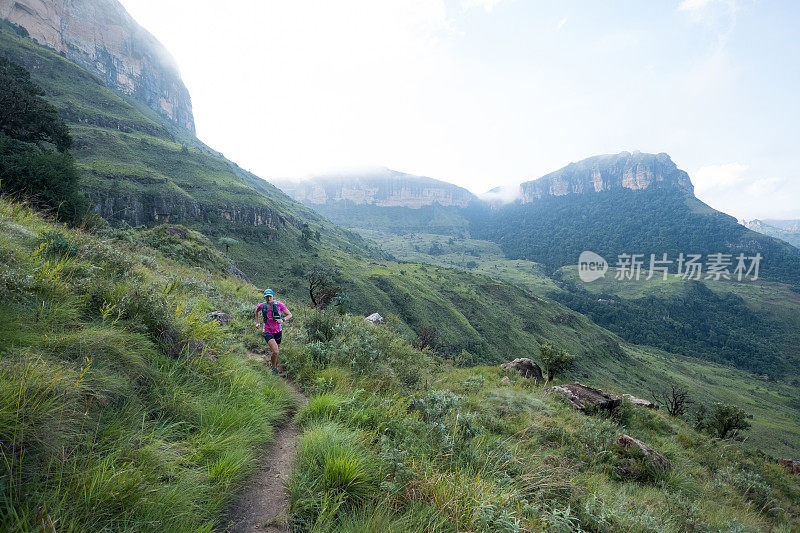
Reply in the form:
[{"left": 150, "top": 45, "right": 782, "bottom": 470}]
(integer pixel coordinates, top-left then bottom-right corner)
[
  {"left": 1, "top": 0, "right": 195, "bottom": 132},
  {"left": 501, "top": 358, "right": 544, "bottom": 383},
  {"left": 547, "top": 382, "right": 622, "bottom": 412},
  {"left": 90, "top": 192, "right": 284, "bottom": 229},
  {"left": 617, "top": 434, "right": 673, "bottom": 471},
  {"left": 365, "top": 313, "right": 385, "bottom": 324},
  {"left": 623, "top": 394, "right": 657, "bottom": 409},
  {"left": 206, "top": 311, "right": 233, "bottom": 326},
  {"left": 780, "top": 459, "right": 800, "bottom": 475}
]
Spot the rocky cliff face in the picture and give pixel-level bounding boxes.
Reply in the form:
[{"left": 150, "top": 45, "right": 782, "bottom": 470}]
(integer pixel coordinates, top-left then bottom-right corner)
[
  {"left": 1, "top": 0, "right": 194, "bottom": 132},
  {"left": 519, "top": 152, "right": 694, "bottom": 203},
  {"left": 91, "top": 191, "right": 286, "bottom": 232},
  {"left": 279, "top": 168, "right": 478, "bottom": 209}
]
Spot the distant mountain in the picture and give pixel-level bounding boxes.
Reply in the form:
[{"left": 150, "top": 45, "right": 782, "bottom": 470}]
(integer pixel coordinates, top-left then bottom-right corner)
[
  {"left": 277, "top": 168, "right": 478, "bottom": 235},
  {"left": 519, "top": 151, "right": 693, "bottom": 201},
  {"left": 469, "top": 152, "right": 800, "bottom": 287},
  {"left": 0, "top": 0, "right": 195, "bottom": 132},
  {"left": 744, "top": 219, "right": 800, "bottom": 248},
  {"left": 278, "top": 167, "right": 477, "bottom": 208},
  {"left": 765, "top": 219, "right": 800, "bottom": 232}
]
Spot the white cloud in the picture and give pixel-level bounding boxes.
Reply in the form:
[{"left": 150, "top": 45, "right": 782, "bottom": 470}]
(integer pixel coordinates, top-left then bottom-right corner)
[
  {"left": 746, "top": 177, "right": 785, "bottom": 197},
  {"left": 557, "top": 16, "right": 567, "bottom": 30},
  {"left": 478, "top": 184, "right": 521, "bottom": 203},
  {"left": 692, "top": 164, "right": 799, "bottom": 219},
  {"left": 678, "top": 0, "right": 715, "bottom": 12},
  {"left": 461, "top": 0, "right": 504, "bottom": 12},
  {"left": 693, "top": 162, "right": 748, "bottom": 192}
]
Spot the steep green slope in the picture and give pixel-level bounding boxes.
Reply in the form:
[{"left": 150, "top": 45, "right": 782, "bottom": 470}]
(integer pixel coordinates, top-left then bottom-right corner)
[
  {"left": 0, "top": 22, "right": 640, "bottom": 372},
  {"left": 0, "top": 198, "right": 295, "bottom": 531},
  {"left": 0, "top": 19, "right": 376, "bottom": 259}
]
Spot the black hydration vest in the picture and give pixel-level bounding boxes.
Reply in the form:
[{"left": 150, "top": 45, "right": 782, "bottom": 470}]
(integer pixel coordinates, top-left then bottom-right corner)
[{"left": 262, "top": 301, "right": 281, "bottom": 323}]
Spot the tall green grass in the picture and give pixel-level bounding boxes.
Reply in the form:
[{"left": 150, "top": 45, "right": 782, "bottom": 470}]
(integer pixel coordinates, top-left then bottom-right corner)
[
  {"left": 282, "top": 309, "right": 800, "bottom": 532},
  {"left": 0, "top": 198, "right": 294, "bottom": 531}
]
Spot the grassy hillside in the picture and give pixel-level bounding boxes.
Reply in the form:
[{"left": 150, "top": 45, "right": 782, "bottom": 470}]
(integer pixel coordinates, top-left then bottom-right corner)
[
  {"left": 302, "top": 201, "right": 472, "bottom": 236},
  {"left": 355, "top": 231, "right": 800, "bottom": 457},
  {"left": 556, "top": 267, "right": 800, "bottom": 379},
  {"left": 278, "top": 311, "right": 800, "bottom": 531},
  {"left": 0, "top": 198, "right": 298, "bottom": 531}
]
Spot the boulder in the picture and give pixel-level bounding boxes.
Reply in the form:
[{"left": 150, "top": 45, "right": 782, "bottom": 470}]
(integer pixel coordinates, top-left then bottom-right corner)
[
  {"left": 501, "top": 358, "right": 544, "bottom": 383},
  {"left": 623, "top": 394, "right": 657, "bottom": 409},
  {"left": 547, "top": 382, "right": 621, "bottom": 412},
  {"left": 501, "top": 376, "right": 512, "bottom": 385},
  {"left": 780, "top": 459, "right": 800, "bottom": 475},
  {"left": 617, "top": 434, "right": 673, "bottom": 470},
  {"left": 164, "top": 227, "right": 188, "bottom": 239},
  {"left": 206, "top": 310, "right": 233, "bottom": 326},
  {"left": 365, "top": 313, "right": 385, "bottom": 324}
]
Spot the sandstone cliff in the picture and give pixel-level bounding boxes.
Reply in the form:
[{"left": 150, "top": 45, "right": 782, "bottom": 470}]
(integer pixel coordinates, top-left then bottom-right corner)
[
  {"left": 279, "top": 168, "right": 478, "bottom": 209},
  {"left": 519, "top": 151, "right": 694, "bottom": 203},
  {"left": 1, "top": 0, "right": 194, "bottom": 132}
]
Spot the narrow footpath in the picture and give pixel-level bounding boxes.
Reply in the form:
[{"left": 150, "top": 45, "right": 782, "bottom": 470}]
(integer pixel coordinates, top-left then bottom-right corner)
[{"left": 218, "top": 354, "right": 307, "bottom": 532}]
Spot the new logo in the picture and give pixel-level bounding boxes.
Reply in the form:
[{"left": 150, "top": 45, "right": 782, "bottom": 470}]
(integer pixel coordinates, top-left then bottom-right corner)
[{"left": 578, "top": 251, "right": 608, "bottom": 282}]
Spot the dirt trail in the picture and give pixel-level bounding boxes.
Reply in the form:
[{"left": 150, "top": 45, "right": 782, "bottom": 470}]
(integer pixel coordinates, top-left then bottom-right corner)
[{"left": 218, "top": 354, "right": 307, "bottom": 532}]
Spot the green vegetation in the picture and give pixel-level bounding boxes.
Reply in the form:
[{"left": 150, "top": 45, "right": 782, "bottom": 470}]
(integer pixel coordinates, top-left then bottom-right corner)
[
  {"left": 0, "top": 56, "right": 87, "bottom": 222},
  {"left": 351, "top": 234, "right": 800, "bottom": 457},
  {"left": 281, "top": 311, "right": 800, "bottom": 531},
  {"left": 468, "top": 188, "right": 800, "bottom": 286},
  {"left": 308, "top": 201, "right": 471, "bottom": 236},
  {"left": 697, "top": 403, "right": 752, "bottom": 441},
  {"left": 538, "top": 343, "right": 575, "bottom": 382},
  {"left": 556, "top": 267, "right": 800, "bottom": 380},
  {"left": 0, "top": 198, "right": 294, "bottom": 531}
]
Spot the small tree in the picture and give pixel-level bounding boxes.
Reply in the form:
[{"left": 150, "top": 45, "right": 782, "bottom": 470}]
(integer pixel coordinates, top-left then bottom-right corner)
[
  {"left": 650, "top": 385, "right": 693, "bottom": 416},
  {"left": 299, "top": 223, "right": 315, "bottom": 249},
  {"left": 307, "top": 262, "right": 340, "bottom": 308},
  {"left": 414, "top": 325, "right": 438, "bottom": 351},
  {"left": 217, "top": 236, "right": 239, "bottom": 255},
  {"left": 705, "top": 403, "right": 751, "bottom": 440},
  {"left": 539, "top": 343, "right": 575, "bottom": 382}
]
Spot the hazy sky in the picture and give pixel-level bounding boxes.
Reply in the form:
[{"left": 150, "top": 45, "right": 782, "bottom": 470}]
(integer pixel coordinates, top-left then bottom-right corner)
[{"left": 120, "top": 0, "right": 800, "bottom": 219}]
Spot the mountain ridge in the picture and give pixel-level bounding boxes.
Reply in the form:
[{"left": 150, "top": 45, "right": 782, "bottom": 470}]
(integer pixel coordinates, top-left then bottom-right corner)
[
  {"left": 277, "top": 167, "right": 478, "bottom": 209},
  {"left": 519, "top": 151, "right": 694, "bottom": 202},
  {"left": 0, "top": 0, "right": 195, "bottom": 132}
]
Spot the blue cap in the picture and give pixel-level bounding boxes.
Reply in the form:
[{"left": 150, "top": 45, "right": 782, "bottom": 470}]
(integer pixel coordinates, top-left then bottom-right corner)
[{"left": 264, "top": 289, "right": 273, "bottom": 297}]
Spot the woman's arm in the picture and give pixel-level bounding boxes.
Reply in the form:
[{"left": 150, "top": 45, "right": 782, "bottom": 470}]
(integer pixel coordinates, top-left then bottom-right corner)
[
  {"left": 255, "top": 305, "right": 261, "bottom": 328},
  {"left": 280, "top": 303, "right": 292, "bottom": 323}
]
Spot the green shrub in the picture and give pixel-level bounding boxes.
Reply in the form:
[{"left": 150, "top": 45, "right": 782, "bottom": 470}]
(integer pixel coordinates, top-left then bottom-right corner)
[
  {"left": 37, "top": 230, "right": 77, "bottom": 257},
  {"left": 305, "top": 308, "right": 341, "bottom": 342},
  {"left": 295, "top": 393, "right": 348, "bottom": 426},
  {"left": 289, "top": 421, "right": 379, "bottom": 529},
  {"left": 703, "top": 403, "right": 752, "bottom": 440}
]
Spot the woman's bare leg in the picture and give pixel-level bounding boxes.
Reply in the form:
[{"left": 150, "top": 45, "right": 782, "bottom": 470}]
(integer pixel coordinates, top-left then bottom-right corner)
[{"left": 268, "top": 338, "right": 279, "bottom": 368}]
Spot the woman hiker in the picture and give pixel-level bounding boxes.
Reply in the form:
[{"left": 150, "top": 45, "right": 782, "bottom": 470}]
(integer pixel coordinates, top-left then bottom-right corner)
[{"left": 255, "top": 289, "right": 292, "bottom": 374}]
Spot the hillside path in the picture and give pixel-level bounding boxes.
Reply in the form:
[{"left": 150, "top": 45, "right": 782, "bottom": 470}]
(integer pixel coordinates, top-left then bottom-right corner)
[{"left": 218, "top": 354, "right": 307, "bottom": 532}]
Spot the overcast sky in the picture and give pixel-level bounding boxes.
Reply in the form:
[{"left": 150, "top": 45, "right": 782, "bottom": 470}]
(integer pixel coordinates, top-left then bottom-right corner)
[{"left": 120, "top": 0, "right": 800, "bottom": 219}]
